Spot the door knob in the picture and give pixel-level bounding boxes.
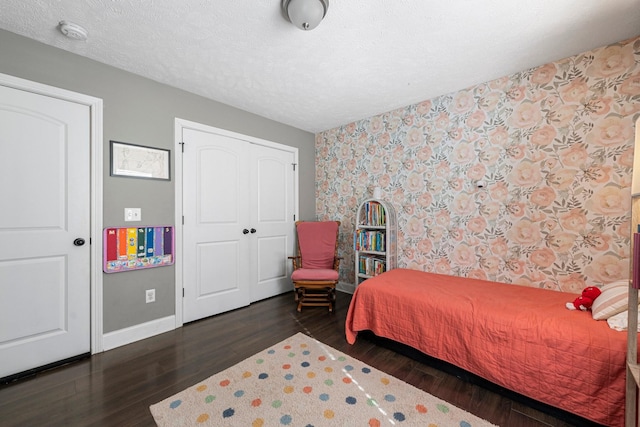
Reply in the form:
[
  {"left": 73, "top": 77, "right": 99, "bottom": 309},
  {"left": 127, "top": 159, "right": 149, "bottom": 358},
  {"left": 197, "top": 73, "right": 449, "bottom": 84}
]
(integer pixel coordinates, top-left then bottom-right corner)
[
  {"left": 250, "top": 228, "right": 256, "bottom": 234},
  {"left": 73, "top": 238, "right": 86, "bottom": 246},
  {"left": 243, "top": 229, "right": 249, "bottom": 234}
]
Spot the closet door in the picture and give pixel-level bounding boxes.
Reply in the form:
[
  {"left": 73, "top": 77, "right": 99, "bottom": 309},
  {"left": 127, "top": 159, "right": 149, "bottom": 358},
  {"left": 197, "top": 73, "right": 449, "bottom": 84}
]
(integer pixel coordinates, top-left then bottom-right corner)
[
  {"left": 182, "top": 128, "right": 251, "bottom": 323},
  {"left": 180, "top": 124, "right": 297, "bottom": 323},
  {"left": 250, "top": 144, "right": 296, "bottom": 302}
]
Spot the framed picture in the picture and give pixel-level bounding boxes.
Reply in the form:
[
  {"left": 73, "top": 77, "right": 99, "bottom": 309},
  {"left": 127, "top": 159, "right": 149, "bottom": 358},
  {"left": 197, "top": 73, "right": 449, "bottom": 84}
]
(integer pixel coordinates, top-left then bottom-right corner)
[{"left": 110, "top": 141, "right": 170, "bottom": 180}]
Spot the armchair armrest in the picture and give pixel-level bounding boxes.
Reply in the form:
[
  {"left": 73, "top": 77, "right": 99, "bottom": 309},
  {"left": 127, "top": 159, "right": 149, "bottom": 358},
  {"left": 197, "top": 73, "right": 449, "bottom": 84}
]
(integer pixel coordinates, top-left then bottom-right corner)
[
  {"left": 333, "top": 256, "right": 343, "bottom": 271},
  {"left": 288, "top": 255, "right": 301, "bottom": 270}
]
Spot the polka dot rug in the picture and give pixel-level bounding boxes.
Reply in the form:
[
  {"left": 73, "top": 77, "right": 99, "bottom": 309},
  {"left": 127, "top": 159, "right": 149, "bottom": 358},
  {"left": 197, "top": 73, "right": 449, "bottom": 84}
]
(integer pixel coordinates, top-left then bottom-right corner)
[{"left": 150, "top": 332, "right": 497, "bottom": 426}]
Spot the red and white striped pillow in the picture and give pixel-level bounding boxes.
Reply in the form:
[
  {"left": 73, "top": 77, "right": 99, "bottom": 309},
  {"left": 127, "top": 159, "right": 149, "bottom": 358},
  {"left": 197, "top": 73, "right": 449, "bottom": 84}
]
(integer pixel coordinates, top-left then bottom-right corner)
[{"left": 592, "top": 280, "right": 630, "bottom": 320}]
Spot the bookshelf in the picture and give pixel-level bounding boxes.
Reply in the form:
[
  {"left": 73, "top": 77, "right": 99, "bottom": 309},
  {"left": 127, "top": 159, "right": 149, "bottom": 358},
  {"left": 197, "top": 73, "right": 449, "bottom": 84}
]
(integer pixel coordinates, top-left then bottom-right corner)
[
  {"left": 627, "top": 118, "right": 640, "bottom": 427},
  {"left": 354, "top": 199, "right": 397, "bottom": 286},
  {"left": 629, "top": 225, "right": 639, "bottom": 427}
]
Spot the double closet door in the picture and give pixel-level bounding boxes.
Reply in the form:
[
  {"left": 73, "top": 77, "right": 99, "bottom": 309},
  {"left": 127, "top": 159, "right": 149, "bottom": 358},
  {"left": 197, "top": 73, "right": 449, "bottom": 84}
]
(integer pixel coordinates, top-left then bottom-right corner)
[{"left": 181, "top": 124, "right": 296, "bottom": 323}]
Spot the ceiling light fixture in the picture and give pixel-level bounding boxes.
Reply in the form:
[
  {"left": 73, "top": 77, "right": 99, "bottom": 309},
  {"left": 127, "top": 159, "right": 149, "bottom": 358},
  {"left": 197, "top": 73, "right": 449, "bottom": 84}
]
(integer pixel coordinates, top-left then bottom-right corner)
[
  {"left": 282, "top": 0, "right": 328, "bottom": 31},
  {"left": 59, "top": 21, "right": 88, "bottom": 41}
]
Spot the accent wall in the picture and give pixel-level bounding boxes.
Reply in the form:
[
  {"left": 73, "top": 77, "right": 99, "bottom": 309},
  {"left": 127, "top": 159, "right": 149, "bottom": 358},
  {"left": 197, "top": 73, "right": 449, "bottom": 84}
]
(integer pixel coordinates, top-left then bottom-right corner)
[{"left": 317, "top": 36, "right": 640, "bottom": 293}]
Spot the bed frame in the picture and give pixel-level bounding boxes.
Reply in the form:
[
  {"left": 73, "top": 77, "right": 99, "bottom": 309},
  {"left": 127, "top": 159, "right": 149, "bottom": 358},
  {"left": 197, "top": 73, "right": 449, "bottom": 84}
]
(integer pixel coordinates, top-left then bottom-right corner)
[{"left": 346, "top": 269, "right": 629, "bottom": 427}]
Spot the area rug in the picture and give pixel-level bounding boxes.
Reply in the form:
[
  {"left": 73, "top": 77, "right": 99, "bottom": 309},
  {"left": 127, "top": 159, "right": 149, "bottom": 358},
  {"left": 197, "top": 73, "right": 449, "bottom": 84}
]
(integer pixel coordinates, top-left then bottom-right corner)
[{"left": 150, "top": 333, "right": 497, "bottom": 426}]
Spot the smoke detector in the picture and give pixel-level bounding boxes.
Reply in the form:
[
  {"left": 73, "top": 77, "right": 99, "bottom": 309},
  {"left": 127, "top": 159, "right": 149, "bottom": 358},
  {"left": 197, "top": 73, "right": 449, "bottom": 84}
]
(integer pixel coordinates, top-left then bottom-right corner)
[{"left": 59, "top": 21, "right": 88, "bottom": 41}]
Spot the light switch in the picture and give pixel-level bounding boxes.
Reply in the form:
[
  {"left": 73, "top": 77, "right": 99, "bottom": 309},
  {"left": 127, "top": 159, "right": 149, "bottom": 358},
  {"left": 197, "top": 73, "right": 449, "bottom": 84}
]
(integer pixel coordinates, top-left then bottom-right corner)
[{"left": 124, "top": 208, "right": 141, "bottom": 222}]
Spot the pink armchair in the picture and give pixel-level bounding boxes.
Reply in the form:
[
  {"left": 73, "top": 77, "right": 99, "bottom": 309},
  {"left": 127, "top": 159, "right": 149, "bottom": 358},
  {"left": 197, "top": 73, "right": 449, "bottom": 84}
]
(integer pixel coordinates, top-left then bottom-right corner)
[{"left": 288, "top": 221, "right": 341, "bottom": 312}]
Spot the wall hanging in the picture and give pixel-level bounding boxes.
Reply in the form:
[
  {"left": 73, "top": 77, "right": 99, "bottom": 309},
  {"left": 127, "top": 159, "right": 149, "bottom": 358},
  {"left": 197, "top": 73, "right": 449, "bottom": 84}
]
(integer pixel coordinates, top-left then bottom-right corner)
[
  {"left": 110, "top": 140, "right": 170, "bottom": 180},
  {"left": 103, "top": 226, "right": 174, "bottom": 273}
]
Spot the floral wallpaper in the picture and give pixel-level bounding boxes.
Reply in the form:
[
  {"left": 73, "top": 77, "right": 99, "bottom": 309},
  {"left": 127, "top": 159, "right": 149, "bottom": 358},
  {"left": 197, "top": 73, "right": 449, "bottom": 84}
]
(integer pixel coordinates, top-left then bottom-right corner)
[{"left": 316, "top": 36, "right": 640, "bottom": 293}]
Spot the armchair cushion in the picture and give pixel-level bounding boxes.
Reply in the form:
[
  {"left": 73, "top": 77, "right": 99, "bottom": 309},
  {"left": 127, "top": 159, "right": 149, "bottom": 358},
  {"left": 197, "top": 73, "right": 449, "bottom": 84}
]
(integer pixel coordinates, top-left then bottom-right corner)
[
  {"left": 297, "top": 221, "right": 339, "bottom": 269},
  {"left": 292, "top": 268, "right": 339, "bottom": 282}
]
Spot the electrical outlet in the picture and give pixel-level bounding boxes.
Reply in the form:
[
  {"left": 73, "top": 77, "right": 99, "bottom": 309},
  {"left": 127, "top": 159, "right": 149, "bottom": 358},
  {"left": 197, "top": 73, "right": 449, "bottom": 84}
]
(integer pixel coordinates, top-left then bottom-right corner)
[
  {"left": 145, "top": 289, "right": 155, "bottom": 303},
  {"left": 124, "top": 208, "right": 142, "bottom": 222}
]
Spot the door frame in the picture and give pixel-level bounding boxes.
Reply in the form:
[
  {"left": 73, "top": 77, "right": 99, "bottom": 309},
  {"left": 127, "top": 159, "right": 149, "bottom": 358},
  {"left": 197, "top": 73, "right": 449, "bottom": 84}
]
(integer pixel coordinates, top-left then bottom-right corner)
[
  {"left": 174, "top": 118, "right": 299, "bottom": 327},
  {"left": 0, "top": 73, "right": 104, "bottom": 353}
]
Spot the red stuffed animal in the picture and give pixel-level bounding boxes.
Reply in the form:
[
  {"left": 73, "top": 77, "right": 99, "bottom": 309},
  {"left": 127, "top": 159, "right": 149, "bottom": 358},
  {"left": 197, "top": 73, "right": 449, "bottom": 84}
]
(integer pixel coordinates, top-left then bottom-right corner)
[{"left": 565, "top": 286, "right": 602, "bottom": 311}]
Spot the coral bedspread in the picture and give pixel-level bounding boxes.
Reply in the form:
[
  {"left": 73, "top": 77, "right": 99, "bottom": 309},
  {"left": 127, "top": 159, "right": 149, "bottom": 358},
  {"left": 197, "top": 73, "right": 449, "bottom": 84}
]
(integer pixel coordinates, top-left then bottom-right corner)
[{"left": 345, "top": 269, "right": 628, "bottom": 426}]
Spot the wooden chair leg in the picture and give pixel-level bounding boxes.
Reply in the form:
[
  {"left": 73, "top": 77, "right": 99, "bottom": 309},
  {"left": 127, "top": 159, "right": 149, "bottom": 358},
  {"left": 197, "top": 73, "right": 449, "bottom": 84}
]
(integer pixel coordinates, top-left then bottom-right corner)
[{"left": 296, "top": 287, "right": 304, "bottom": 312}]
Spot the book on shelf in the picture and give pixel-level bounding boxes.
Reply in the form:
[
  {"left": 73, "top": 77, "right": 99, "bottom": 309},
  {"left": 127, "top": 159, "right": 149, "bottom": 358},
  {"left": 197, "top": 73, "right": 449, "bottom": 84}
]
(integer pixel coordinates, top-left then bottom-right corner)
[
  {"left": 354, "top": 229, "right": 386, "bottom": 252},
  {"left": 362, "top": 201, "right": 386, "bottom": 226},
  {"left": 358, "top": 255, "right": 386, "bottom": 276}
]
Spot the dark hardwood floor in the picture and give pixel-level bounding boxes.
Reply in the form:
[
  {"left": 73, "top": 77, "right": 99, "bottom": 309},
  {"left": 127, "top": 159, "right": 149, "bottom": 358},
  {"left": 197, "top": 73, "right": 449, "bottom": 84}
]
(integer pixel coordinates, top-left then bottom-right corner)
[{"left": 0, "top": 292, "right": 586, "bottom": 426}]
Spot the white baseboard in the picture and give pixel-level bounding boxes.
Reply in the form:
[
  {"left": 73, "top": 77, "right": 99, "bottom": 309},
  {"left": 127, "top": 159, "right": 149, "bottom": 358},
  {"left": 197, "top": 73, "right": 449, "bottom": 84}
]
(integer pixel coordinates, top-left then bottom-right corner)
[
  {"left": 337, "top": 281, "right": 355, "bottom": 295},
  {"left": 102, "top": 315, "right": 176, "bottom": 351}
]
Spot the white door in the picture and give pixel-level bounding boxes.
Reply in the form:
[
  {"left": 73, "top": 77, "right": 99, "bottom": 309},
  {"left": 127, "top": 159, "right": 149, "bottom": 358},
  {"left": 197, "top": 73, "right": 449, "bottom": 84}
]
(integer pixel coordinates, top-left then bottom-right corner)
[
  {"left": 182, "top": 128, "right": 252, "bottom": 323},
  {"left": 181, "top": 125, "right": 296, "bottom": 323},
  {"left": 0, "top": 85, "right": 90, "bottom": 379},
  {"left": 250, "top": 144, "right": 296, "bottom": 302}
]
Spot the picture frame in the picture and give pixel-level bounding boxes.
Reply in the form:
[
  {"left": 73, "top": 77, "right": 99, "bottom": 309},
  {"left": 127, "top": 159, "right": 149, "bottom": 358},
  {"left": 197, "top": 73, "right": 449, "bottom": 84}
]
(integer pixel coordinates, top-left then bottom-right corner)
[{"left": 110, "top": 140, "right": 170, "bottom": 180}]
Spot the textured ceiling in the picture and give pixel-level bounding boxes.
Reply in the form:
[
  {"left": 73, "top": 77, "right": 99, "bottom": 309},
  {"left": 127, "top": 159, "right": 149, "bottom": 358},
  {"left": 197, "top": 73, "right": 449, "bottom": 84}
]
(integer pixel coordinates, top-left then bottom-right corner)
[{"left": 1, "top": 1, "right": 639, "bottom": 133}]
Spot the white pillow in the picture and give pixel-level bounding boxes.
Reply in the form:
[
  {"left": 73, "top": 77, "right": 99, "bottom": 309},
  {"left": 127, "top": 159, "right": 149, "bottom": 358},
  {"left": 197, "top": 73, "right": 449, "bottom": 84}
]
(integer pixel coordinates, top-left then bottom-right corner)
[
  {"left": 607, "top": 309, "right": 640, "bottom": 331},
  {"left": 591, "top": 280, "right": 630, "bottom": 320}
]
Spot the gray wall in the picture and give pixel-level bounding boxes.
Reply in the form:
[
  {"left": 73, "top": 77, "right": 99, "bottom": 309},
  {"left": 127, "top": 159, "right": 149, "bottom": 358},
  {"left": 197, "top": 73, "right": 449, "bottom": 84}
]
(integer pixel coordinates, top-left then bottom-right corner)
[{"left": 0, "top": 29, "right": 316, "bottom": 333}]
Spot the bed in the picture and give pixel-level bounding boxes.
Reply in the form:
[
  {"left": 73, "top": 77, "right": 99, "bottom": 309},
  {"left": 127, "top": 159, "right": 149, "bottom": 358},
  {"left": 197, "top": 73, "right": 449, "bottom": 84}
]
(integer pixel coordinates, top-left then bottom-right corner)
[{"left": 345, "top": 268, "right": 630, "bottom": 427}]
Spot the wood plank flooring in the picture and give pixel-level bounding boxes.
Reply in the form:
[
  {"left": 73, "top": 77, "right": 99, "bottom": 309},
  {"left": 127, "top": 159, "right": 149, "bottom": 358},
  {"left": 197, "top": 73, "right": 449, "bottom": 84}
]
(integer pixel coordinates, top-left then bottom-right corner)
[{"left": 0, "top": 292, "right": 591, "bottom": 426}]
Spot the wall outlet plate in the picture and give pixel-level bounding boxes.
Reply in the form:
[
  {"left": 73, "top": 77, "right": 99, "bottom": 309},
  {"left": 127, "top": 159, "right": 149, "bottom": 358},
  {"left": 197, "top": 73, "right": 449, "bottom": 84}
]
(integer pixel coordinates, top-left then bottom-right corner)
[
  {"left": 125, "top": 208, "right": 141, "bottom": 222},
  {"left": 145, "top": 289, "right": 155, "bottom": 303}
]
